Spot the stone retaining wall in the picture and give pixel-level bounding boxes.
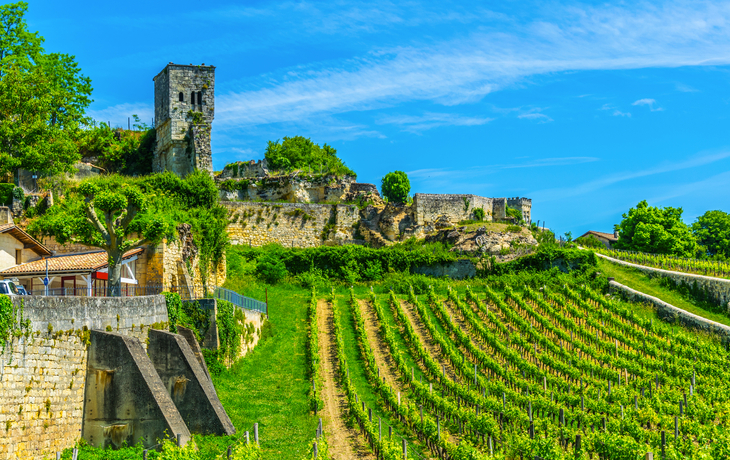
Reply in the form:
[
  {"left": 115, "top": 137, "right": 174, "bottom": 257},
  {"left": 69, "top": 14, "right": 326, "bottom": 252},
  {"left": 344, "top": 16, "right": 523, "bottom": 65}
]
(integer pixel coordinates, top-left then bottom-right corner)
[
  {"left": 0, "top": 295, "right": 167, "bottom": 460},
  {"left": 608, "top": 280, "right": 730, "bottom": 336},
  {"left": 597, "top": 253, "right": 730, "bottom": 311}
]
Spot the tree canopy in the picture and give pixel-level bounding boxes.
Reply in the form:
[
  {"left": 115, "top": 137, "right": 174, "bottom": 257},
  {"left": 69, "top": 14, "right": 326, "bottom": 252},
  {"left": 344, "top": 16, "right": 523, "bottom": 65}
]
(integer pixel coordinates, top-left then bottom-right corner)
[
  {"left": 692, "top": 210, "right": 730, "bottom": 259},
  {"left": 29, "top": 171, "right": 228, "bottom": 295},
  {"left": 263, "top": 136, "right": 355, "bottom": 177},
  {"left": 614, "top": 200, "right": 696, "bottom": 257},
  {"left": 381, "top": 170, "right": 410, "bottom": 204},
  {"left": 0, "top": 2, "right": 92, "bottom": 176}
]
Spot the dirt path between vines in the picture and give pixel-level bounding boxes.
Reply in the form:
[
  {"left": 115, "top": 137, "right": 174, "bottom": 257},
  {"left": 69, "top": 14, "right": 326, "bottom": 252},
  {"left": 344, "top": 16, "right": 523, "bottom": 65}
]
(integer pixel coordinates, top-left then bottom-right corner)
[
  {"left": 358, "top": 300, "right": 402, "bottom": 391},
  {"left": 400, "top": 300, "right": 459, "bottom": 382},
  {"left": 317, "top": 300, "right": 373, "bottom": 460}
]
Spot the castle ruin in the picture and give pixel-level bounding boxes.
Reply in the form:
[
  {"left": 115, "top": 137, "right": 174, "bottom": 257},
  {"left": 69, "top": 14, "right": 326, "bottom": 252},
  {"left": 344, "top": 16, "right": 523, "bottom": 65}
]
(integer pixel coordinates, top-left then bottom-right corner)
[{"left": 153, "top": 63, "right": 215, "bottom": 176}]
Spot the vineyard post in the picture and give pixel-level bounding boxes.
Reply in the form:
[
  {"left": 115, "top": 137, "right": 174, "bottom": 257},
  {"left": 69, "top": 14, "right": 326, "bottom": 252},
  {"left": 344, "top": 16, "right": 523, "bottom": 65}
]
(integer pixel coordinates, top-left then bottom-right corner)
[
  {"left": 402, "top": 439, "right": 407, "bottom": 459},
  {"left": 369, "top": 407, "right": 372, "bottom": 423},
  {"left": 489, "top": 435, "right": 493, "bottom": 455},
  {"left": 255, "top": 423, "right": 259, "bottom": 445},
  {"left": 227, "top": 446, "right": 231, "bottom": 460},
  {"left": 661, "top": 431, "right": 666, "bottom": 457},
  {"left": 674, "top": 417, "right": 678, "bottom": 439},
  {"left": 313, "top": 441, "right": 318, "bottom": 458},
  {"left": 245, "top": 431, "right": 250, "bottom": 445},
  {"left": 389, "top": 426, "right": 392, "bottom": 439},
  {"left": 379, "top": 417, "right": 382, "bottom": 442}
]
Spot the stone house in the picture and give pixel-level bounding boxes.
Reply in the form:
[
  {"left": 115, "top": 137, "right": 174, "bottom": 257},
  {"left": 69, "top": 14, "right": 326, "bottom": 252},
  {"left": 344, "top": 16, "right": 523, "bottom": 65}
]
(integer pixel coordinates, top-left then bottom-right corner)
[{"left": 579, "top": 230, "right": 619, "bottom": 248}]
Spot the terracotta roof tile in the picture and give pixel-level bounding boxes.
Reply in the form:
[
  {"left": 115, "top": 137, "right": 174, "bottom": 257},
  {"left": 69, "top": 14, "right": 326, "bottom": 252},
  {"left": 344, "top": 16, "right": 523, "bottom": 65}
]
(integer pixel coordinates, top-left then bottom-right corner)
[
  {"left": 0, "top": 224, "right": 52, "bottom": 256},
  {"left": 581, "top": 231, "right": 618, "bottom": 242},
  {"left": 0, "top": 248, "right": 143, "bottom": 276}
]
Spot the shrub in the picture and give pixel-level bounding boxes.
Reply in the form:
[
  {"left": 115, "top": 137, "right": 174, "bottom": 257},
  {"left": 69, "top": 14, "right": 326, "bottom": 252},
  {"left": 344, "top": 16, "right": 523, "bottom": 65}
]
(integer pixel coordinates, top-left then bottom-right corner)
[
  {"left": 256, "top": 248, "right": 288, "bottom": 284},
  {"left": 381, "top": 170, "right": 410, "bottom": 203},
  {"left": 0, "top": 183, "right": 13, "bottom": 206},
  {"left": 505, "top": 206, "right": 524, "bottom": 224},
  {"left": 473, "top": 207, "right": 485, "bottom": 221}
]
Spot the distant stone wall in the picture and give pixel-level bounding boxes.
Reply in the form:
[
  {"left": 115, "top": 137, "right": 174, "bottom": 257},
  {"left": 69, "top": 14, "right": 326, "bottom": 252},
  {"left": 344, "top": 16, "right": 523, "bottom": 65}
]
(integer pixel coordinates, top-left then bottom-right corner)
[
  {"left": 0, "top": 295, "right": 167, "bottom": 460},
  {"left": 413, "top": 194, "right": 495, "bottom": 226},
  {"left": 598, "top": 253, "right": 730, "bottom": 310},
  {"left": 224, "top": 201, "right": 359, "bottom": 248}
]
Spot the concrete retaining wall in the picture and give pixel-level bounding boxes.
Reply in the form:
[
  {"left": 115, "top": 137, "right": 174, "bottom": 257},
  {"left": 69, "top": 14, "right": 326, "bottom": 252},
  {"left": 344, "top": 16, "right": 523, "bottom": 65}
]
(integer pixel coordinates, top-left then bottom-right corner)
[
  {"left": 598, "top": 253, "right": 730, "bottom": 311},
  {"left": 608, "top": 280, "right": 730, "bottom": 337}
]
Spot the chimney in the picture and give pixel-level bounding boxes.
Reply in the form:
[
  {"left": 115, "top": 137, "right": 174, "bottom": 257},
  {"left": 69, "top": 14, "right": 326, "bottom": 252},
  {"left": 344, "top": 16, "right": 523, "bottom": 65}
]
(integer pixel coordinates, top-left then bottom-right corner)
[
  {"left": 0, "top": 206, "right": 12, "bottom": 225},
  {"left": 614, "top": 229, "right": 619, "bottom": 239}
]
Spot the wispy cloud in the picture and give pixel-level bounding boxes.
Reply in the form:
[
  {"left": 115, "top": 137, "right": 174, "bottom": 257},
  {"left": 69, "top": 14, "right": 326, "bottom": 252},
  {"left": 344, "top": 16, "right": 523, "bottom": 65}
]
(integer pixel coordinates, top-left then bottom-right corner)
[
  {"left": 378, "top": 112, "right": 493, "bottom": 132},
  {"left": 213, "top": 1, "right": 730, "bottom": 128},
  {"left": 601, "top": 104, "right": 631, "bottom": 117},
  {"left": 632, "top": 98, "right": 664, "bottom": 111},
  {"left": 530, "top": 150, "right": 730, "bottom": 202},
  {"left": 518, "top": 111, "right": 553, "bottom": 123},
  {"left": 675, "top": 82, "right": 699, "bottom": 93},
  {"left": 407, "top": 156, "right": 599, "bottom": 180}
]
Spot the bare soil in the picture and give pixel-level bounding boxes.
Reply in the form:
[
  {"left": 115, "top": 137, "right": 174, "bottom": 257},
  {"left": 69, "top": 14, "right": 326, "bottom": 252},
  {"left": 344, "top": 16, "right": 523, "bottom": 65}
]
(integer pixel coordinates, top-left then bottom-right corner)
[
  {"left": 400, "top": 300, "right": 459, "bottom": 382},
  {"left": 317, "top": 299, "right": 374, "bottom": 460}
]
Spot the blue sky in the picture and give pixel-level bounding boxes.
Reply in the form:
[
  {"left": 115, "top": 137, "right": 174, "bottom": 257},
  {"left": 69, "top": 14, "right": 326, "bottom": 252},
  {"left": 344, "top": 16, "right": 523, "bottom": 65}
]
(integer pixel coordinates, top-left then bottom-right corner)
[{"left": 24, "top": 0, "right": 730, "bottom": 236}]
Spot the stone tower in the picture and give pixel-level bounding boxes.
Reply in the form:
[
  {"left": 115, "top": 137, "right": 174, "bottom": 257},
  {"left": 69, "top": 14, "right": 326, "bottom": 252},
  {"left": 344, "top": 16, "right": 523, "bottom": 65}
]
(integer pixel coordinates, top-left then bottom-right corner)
[{"left": 153, "top": 63, "right": 215, "bottom": 176}]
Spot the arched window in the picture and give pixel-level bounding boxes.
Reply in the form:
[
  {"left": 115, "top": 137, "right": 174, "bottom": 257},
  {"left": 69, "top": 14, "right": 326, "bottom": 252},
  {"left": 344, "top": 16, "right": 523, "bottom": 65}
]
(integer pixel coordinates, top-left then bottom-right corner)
[
  {"left": 197, "top": 91, "right": 203, "bottom": 105},
  {"left": 191, "top": 91, "right": 196, "bottom": 105},
  {"left": 178, "top": 92, "right": 184, "bottom": 102}
]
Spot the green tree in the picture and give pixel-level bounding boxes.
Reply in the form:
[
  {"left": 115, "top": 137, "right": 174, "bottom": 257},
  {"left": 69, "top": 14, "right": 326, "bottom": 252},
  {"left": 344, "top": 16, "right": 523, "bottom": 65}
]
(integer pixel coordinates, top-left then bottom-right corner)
[
  {"left": 0, "top": 2, "right": 92, "bottom": 176},
  {"left": 263, "top": 136, "right": 355, "bottom": 176},
  {"left": 614, "top": 200, "right": 696, "bottom": 256},
  {"left": 381, "top": 170, "right": 410, "bottom": 204},
  {"left": 0, "top": 65, "right": 80, "bottom": 176},
  {"left": 692, "top": 210, "right": 730, "bottom": 258},
  {"left": 28, "top": 175, "right": 174, "bottom": 296}
]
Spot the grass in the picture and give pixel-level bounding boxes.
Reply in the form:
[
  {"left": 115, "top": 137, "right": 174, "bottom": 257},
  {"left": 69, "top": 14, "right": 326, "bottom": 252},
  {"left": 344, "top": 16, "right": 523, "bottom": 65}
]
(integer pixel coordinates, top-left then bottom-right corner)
[
  {"left": 214, "top": 278, "right": 316, "bottom": 460},
  {"left": 597, "top": 258, "right": 730, "bottom": 327}
]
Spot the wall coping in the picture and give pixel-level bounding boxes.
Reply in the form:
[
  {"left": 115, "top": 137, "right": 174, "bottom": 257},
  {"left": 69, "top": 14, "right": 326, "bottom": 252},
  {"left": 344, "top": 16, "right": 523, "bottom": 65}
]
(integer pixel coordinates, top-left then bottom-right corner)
[
  {"left": 597, "top": 252, "right": 730, "bottom": 285},
  {"left": 608, "top": 280, "right": 730, "bottom": 336}
]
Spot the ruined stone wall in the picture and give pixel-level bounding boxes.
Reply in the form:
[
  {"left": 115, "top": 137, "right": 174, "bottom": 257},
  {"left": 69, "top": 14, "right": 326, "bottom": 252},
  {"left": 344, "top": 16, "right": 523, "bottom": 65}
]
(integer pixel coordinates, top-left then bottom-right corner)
[
  {"left": 145, "top": 239, "right": 226, "bottom": 297},
  {"left": 0, "top": 296, "right": 167, "bottom": 460},
  {"left": 412, "top": 194, "right": 495, "bottom": 227},
  {"left": 219, "top": 175, "right": 356, "bottom": 204},
  {"left": 507, "top": 197, "right": 532, "bottom": 223},
  {"left": 224, "top": 201, "right": 359, "bottom": 248}
]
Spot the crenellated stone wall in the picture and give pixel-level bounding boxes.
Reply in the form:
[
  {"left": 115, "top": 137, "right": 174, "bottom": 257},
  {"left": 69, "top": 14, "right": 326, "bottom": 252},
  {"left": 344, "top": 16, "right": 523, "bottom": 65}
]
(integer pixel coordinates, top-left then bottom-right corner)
[
  {"left": 224, "top": 201, "right": 360, "bottom": 248},
  {"left": 0, "top": 296, "right": 168, "bottom": 460},
  {"left": 412, "top": 194, "right": 496, "bottom": 227}
]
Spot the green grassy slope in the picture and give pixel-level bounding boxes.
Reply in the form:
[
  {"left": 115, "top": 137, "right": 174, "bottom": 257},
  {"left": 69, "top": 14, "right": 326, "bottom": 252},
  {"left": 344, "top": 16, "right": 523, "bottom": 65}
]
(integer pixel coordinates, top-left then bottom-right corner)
[
  {"left": 213, "top": 281, "right": 316, "bottom": 459},
  {"left": 597, "top": 258, "right": 730, "bottom": 327}
]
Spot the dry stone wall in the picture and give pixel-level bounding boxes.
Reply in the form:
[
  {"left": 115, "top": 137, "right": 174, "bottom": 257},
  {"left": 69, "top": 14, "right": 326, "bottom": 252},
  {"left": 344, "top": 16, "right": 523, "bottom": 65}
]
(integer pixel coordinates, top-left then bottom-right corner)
[
  {"left": 413, "top": 194, "right": 496, "bottom": 227},
  {"left": 224, "top": 201, "right": 359, "bottom": 248},
  {"left": 0, "top": 296, "right": 167, "bottom": 460}
]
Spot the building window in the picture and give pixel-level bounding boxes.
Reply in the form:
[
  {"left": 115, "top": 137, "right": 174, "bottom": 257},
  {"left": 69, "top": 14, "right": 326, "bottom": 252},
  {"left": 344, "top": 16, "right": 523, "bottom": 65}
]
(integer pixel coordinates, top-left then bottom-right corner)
[
  {"left": 15, "top": 249, "right": 21, "bottom": 265},
  {"left": 191, "top": 91, "right": 196, "bottom": 105},
  {"left": 197, "top": 91, "right": 202, "bottom": 105},
  {"left": 178, "top": 92, "right": 184, "bottom": 102}
]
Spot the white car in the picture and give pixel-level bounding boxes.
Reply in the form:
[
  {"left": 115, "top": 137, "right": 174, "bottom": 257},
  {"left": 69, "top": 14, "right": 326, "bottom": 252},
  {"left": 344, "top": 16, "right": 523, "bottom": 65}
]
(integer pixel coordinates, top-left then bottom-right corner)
[{"left": 0, "top": 280, "right": 24, "bottom": 296}]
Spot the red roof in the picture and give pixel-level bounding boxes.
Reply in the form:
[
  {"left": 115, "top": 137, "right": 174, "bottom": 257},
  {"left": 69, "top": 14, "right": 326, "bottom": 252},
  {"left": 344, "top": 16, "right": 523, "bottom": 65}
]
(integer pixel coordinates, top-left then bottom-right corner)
[{"left": 0, "top": 248, "right": 143, "bottom": 276}]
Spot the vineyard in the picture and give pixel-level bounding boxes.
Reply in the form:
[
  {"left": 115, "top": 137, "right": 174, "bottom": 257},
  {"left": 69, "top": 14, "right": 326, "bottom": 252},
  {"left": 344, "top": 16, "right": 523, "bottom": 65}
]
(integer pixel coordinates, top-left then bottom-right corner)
[
  {"left": 310, "top": 280, "right": 730, "bottom": 459},
  {"left": 594, "top": 248, "right": 730, "bottom": 279}
]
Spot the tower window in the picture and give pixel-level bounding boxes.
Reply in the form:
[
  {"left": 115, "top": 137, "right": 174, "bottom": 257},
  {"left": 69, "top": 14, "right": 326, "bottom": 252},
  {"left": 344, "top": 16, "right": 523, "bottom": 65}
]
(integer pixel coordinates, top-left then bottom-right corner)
[
  {"left": 197, "top": 91, "right": 203, "bottom": 105},
  {"left": 191, "top": 91, "right": 196, "bottom": 105},
  {"left": 178, "top": 92, "right": 184, "bottom": 102}
]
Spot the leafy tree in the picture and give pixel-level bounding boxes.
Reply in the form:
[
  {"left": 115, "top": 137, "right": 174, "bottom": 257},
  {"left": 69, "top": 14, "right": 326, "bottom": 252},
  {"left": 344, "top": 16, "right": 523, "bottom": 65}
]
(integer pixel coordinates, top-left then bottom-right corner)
[
  {"left": 29, "top": 175, "right": 173, "bottom": 295},
  {"left": 29, "top": 172, "right": 229, "bottom": 296},
  {"left": 692, "top": 210, "right": 730, "bottom": 258},
  {"left": 76, "top": 122, "right": 156, "bottom": 174},
  {"left": 263, "top": 136, "right": 355, "bottom": 176},
  {"left": 381, "top": 170, "right": 410, "bottom": 203},
  {"left": 0, "top": 2, "right": 92, "bottom": 176},
  {"left": 614, "top": 200, "right": 696, "bottom": 257}
]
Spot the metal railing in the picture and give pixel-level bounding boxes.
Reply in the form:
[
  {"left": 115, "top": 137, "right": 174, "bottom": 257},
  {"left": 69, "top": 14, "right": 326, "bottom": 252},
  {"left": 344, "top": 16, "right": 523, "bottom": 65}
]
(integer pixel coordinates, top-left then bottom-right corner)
[
  {"left": 214, "top": 287, "right": 268, "bottom": 315},
  {"left": 25, "top": 284, "right": 268, "bottom": 315}
]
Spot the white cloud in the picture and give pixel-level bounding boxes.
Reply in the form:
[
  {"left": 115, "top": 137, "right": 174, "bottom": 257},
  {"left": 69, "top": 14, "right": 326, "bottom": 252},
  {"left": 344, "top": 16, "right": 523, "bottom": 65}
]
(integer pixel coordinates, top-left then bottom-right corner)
[
  {"left": 612, "top": 110, "right": 632, "bottom": 117},
  {"left": 214, "top": 1, "right": 730, "bottom": 128},
  {"left": 378, "top": 112, "right": 493, "bottom": 132},
  {"left": 675, "top": 82, "right": 699, "bottom": 92},
  {"left": 632, "top": 98, "right": 664, "bottom": 111}
]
